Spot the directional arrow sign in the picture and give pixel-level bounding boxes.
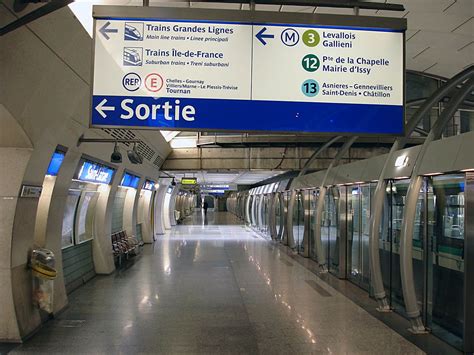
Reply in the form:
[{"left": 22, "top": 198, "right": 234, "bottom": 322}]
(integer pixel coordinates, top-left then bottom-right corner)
[
  {"left": 95, "top": 98, "right": 115, "bottom": 118},
  {"left": 91, "top": 9, "right": 405, "bottom": 135},
  {"left": 99, "top": 21, "right": 118, "bottom": 40},
  {"left": 255, "top": 27, "right": 274, "bottom": 45}
]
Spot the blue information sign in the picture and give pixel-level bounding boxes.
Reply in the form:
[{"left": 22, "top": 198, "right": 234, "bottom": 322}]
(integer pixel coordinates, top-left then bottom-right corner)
[
  {"left": 77, "top": 160, "right": 115, "bottom": 184},
  {"left": 143, "top": 179, "right": 155, "bottom": 190},
  {"left": 92, "top": 8, "right": 405, "bottom": 135},
  {"left": 46, "top": 151, "right": 65, "bottom": 176},
  {"left": 121, "top": 172, "right": 141, "bottom": 188}
]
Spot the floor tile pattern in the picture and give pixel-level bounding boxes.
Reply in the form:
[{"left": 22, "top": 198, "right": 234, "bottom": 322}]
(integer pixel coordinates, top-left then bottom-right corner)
[{"left": 8, "top": 212, "right": 424, "bottom": 354}]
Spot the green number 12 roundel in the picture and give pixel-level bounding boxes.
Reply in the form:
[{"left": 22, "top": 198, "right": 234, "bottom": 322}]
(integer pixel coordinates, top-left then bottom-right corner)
[{"left": 302, "top": 54, "right": 320, "bottom": 72}]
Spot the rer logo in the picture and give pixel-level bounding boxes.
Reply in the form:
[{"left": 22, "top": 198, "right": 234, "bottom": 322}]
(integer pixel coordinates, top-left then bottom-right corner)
[
  {"left": 123, "top": 47, "right": 143, "bottom": 66},
  {"left": 122, "top": 73, "right": 141, "bottom": 92},
  {"left": 281, "top": 28, "right": 299, "bottom": 47},
  {"left": 124, "top": 22, "right": 144, "bottom": 41}
]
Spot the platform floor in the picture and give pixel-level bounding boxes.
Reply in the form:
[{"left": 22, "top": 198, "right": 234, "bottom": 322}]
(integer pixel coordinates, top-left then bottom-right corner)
[{"left": 8, "top": 212, "right": 423, "bottom": 354}]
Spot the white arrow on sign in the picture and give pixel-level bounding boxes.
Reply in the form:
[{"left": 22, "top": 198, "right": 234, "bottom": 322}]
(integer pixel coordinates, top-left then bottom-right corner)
[{"left": 95, "top": 99, "right": 115, "bottom": 118}]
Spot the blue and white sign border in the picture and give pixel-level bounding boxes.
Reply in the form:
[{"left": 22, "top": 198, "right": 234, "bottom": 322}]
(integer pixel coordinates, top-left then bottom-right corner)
[{"left": 91, "top": 6, "right": 406, "bottom": 137}]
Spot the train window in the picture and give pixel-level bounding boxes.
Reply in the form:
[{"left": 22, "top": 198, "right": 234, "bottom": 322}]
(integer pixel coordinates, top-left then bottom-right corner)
[{"left": 427, "top": 174, "right": 465, "bottom": 347}]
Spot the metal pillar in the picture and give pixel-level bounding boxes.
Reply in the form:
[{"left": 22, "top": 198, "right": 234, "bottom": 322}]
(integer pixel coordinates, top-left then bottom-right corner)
[
  {"left": 301, "top": 190, "right": 311, "bottom": 257},
  {"left": 286, "top": 189, "right": 297, "bottom": 249},
  {"left": 369, "top": 65, "right": 474, "bottom": 312},
  {"left": 269, "top": 192, "right": 277, "bottom": 240},
  {"left": 282, "top": 192, "right": 289, "bottom": 245},
  {"left": 314, "top": 137, "right": 358, "bottom": 271},
  {"left": 298, "top": 136, "right": 342, "bottom": 177},
  {"left": 169, "top": 186, "right": 179, "bottom": 226},
  {"left": 399, "top": 78, "right": 474, "bottom": 333}
]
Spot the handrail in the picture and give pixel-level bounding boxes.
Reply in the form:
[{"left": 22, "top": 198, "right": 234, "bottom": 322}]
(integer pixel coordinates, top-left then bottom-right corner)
[{"left": 298, "top": 136, "right": 343, "bottom": 177}]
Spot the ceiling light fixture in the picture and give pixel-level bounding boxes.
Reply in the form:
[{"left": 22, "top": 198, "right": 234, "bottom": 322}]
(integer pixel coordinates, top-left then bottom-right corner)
[
  {"left": 127, "top": 143, "right": 143, "bottom": 164},
  {"left": 110, "top": 142, "right": 122, "bottom": 163}
]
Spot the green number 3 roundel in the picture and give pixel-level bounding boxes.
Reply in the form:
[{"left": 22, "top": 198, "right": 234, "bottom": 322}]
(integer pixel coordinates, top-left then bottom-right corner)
[
  {"left": 302, "top": 30, "right": 320, "bottom": 47},
  {"left": 302, "top": 54, "right": 320, "bottom": 72}
]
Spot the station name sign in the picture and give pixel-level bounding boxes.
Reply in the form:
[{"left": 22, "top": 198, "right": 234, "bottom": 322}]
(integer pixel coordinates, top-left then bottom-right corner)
[
  {"left": 91, "top": 6, "right": 406, "bottom": 135},
  {"left": 181, "top": 177, "right": 198, "bottom": 185}
]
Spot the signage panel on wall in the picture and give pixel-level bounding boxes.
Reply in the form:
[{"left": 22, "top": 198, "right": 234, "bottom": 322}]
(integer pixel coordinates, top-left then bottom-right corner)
[
  {"left": 201, "top": 184, "right": 232, "bottom": 190},
  {"left": 91, "top": 7, "right": 405, "bottom": 135},
  {"left": 76, "top": 160, "right": 115, "bottom": 184},
  {"left": 181, "top": 177, "right": 198, "bottom": 185},
  {"left": 46, "top": 151, "right": 66, "bottom": 176},
  {"left": 143, "top": 179, "right": 156, "bottom": 190},
  {"left": 121, "top": 172, "right": 141, "bottom": 188}
]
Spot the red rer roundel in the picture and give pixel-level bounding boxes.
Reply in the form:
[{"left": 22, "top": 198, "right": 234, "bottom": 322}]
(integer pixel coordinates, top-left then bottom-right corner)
[{"left": 145, "top": 73, "right": 164, "bottom": 92}]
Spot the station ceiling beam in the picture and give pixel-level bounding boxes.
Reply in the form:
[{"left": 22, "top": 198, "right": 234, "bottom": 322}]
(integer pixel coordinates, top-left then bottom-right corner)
[
  {"left": 204, "top": 0, "right": 405, "bottom": 11},
  {"left": 1, "top": 0, "right": 403, "bottom": 37}
]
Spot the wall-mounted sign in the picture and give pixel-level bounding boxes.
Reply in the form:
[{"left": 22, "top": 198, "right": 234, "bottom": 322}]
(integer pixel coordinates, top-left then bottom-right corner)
[
  {"left": 77, "top": 160, "right": 115, "bottom": 184},
  {"left": 46, "top": 151, "right": 66, "bottom": 176},
  {"left": 201, "top": 184, "right": 231, "bottom": 190},
  {"left": 181, "top": 177, "right": 197, "bottom": 185},
  {"left": 201, "top": 189, "right": 226, "bottom": 194},
  {"left": 143, "top": 179, "right": 155, "bottom": 190},
  {"left": 121, "top": 172, "right": 141, "bottom": 188},
  {"left": 20, "top": 185, "right": 43, "bottom": 198},
  {"left": 91, "top": 7, "right": 405, "bottom": 136}
]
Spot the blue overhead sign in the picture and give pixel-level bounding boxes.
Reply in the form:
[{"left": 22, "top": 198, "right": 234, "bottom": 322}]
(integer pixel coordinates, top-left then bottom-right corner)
[{"left": 91, "top": 7, "right": 405, "bottom": 135}]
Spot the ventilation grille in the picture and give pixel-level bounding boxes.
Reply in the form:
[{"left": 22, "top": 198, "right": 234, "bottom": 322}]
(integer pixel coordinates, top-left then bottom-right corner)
[
  {"left": 153, "top": 155, "right": 164, "bottom": 169},
  {"left": 101, "top": 128, "right": 162, "bottom": 165},
  {"left": 101, "top": 128, "right": 136, "bottom": 147},
  {"left": 136, "top": 142, "right": 155, "bottom": 161}
]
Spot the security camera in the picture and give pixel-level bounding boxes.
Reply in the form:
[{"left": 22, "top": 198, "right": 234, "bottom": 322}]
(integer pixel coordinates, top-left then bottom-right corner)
[
  {"left": 127, "top": 144, "right": 143, "bottom": 164},
  {"left": 111, "top": 142, "right": 122, "bottom": 163}
]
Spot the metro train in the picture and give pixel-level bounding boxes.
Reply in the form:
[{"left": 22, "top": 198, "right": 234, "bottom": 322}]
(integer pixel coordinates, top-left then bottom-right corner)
[{"left": 226, "top": 131, "right": 473, "bottom": 351}]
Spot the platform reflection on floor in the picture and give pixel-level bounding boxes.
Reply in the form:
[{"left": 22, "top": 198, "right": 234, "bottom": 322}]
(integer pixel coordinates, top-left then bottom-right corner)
[{"left": 9, "top": 212, "right": 423, "bottom": 354}]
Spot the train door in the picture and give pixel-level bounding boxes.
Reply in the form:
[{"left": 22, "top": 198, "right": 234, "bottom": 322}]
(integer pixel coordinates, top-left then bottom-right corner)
[
  {"left": 426, "top": 174, "right": 465, "bottom": 349},
  {"left": 389, "top": 179, "right": 426, "bottom": 317},
  {"left": 274, "top": 192, "right": 284, "bottom": 241},
  {"left": 294, "top": 191, "right": 305, "bottom": 254},
  {"left": 347, "top": 184, "right": 372, "bottom": 291},
  {"left": 321, "top": 187, "right": 340, "bottom": 274}
]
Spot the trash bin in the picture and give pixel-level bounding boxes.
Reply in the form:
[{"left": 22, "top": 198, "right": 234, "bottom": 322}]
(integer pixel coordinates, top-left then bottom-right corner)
[{"left": 30, "top": 248, "right": 57, "bottom": 313}]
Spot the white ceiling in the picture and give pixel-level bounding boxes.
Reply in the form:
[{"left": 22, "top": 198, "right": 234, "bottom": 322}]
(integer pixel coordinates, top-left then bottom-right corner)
[
  {"left": 68, "top": 0, "right": 473, "bottom": 78},
  {"left": 167, "top": 170, "right": 286, "bottom": 185}
]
